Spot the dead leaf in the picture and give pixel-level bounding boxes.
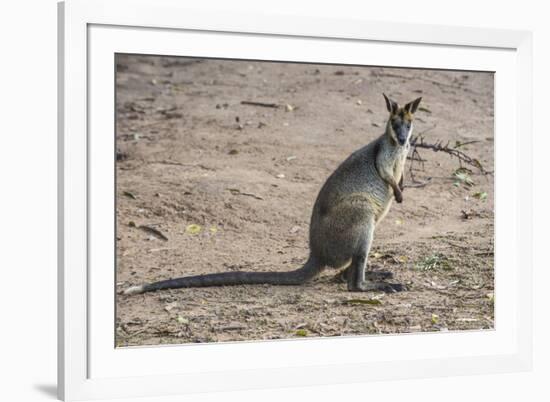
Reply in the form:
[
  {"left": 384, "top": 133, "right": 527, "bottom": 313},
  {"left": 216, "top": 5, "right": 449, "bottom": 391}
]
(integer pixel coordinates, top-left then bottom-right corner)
[
  {"left": 343, "top": 299, "right": 382, "bottom": 306},
  {"left": 138, "top": 225, "right": 169, "bottom": 241},
  {"left": 431, "top": 313, "right": 439, "bottom": 324},
  {"left": 473, "top": 191, "right": 488, "bottom": 201},
  {"left": 186, "top": 224, "right": 202, "bottom": 235}
]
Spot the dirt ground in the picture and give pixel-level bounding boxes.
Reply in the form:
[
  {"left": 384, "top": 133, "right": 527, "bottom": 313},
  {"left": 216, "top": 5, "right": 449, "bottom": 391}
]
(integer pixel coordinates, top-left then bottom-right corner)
[{"left": 115, "top": 54, "right": 494, "bottom": 347}]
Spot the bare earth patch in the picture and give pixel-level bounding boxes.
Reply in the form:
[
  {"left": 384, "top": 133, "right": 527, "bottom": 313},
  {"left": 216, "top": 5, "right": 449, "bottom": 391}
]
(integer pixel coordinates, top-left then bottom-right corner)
[{"left": 115, "top": 55, "right": 494, "bottom": 347}]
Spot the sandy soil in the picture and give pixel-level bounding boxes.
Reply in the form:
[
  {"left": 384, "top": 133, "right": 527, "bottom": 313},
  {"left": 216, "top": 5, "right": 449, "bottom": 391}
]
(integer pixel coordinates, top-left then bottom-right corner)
[{"left": 115, "top": 55, "right": 494, "bottom": 347}]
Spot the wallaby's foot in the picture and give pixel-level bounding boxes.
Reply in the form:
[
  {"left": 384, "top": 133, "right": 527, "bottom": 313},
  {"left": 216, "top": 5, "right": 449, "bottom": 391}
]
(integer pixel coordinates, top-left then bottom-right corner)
[
  {"left": 335, "top": 268, "right": 393, "bottom": 283},
  {"left": 348, "top": 280, "right": 406, "bottom": 293}
]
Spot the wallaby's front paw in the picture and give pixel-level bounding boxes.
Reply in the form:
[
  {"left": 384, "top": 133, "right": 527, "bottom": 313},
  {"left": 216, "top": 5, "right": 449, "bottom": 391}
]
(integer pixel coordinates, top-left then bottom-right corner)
[{"left": 395, "top": 191, "right": 403, "bottom": 203}]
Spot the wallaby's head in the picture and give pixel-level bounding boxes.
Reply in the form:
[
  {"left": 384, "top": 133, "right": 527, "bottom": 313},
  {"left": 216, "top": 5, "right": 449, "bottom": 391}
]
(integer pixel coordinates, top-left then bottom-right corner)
[{"left": 382, "top": 94, "right": 422, "bottom": 146}]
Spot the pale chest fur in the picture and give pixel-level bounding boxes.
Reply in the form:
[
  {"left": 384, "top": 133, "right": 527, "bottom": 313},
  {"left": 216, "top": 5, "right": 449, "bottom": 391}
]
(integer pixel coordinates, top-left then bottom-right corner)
[
  {"left": 392, "top": 143, "right": 410, "bottom": 180},
  {"left": 374, "top": 142, "right": 409, "bottom": 225},
  {"left": 378, "top": 142, "right": 409, "bottom": 182}
]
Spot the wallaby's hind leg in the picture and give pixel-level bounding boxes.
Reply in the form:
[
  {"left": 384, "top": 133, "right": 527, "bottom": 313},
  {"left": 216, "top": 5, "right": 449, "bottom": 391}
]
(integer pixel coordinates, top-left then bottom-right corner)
[
  {"left": 346, "top": 220, "right": 406, "bottom": 293},
  {"left": 347, "top": 256, "right": 406, "bottom": 293}
]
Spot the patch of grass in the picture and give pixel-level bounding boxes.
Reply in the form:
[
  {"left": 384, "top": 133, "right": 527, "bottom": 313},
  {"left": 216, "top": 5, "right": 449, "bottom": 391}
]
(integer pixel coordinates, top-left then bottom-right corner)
[{"left": 415, "top": 254, "right": 454, "bottom": 271}]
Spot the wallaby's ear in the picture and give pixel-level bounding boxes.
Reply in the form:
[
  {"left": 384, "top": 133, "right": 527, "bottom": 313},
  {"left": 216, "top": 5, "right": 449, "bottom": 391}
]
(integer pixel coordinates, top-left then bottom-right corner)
[
  {"left": 404, "top": 97, "right": 422, "bottom": 114},
  {"left": 383, "top": 93, "right": 399, "bottom": 114}
]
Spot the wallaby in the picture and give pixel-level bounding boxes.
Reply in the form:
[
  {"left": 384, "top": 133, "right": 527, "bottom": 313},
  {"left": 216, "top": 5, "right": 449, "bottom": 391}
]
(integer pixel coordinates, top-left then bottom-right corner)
[{"left": 124, "top": 94, "right": 422, "bottom": 295}]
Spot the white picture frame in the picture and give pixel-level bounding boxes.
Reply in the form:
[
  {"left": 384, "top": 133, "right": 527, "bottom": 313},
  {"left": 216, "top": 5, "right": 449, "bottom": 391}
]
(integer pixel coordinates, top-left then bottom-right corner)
[{"left": 58, "top": 0, "right": 533, "bottom": 400}]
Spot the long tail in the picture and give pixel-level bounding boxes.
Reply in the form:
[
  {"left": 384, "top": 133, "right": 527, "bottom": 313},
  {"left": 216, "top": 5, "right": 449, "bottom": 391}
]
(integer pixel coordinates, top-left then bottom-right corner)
[{"left": 123, "top": 256, "right": 321, "bottom": 295}]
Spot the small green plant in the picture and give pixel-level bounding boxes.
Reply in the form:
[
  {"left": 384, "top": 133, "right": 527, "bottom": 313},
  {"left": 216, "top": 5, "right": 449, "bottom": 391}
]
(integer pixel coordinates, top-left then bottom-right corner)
[
  {"left": 452, "top": 167, "right": 475, "bottom": 187},
  {"left": 415, "top": 254, "right": 453, "bottom": 271}
]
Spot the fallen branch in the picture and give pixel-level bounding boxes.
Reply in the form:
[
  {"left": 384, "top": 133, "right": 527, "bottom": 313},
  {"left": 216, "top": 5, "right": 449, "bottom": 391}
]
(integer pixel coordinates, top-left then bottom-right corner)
[
  {"left": 241, "top": 100, "right": 279, "bottom": 108},
  {"left": 410, "top": 134, "right": 489, "bottom": 174},
  {"left": 227, "top": 188, "right": 264, "bottom": 200},
  {"left": 408, "top": 125, "right": 492, "bottom": 180}
]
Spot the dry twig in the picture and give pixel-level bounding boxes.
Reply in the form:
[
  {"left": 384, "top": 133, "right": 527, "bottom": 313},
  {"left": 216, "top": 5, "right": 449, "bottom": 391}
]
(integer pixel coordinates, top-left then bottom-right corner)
[{"left": 241, "top": 101, "right": 280, "bottom": 108}]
